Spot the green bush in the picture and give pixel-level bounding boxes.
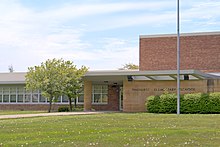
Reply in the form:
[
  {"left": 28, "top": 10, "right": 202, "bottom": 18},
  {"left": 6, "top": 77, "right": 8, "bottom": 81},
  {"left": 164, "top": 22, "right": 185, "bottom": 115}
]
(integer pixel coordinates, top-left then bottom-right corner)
[
  {"left": 146, "top": 95, "right": 160, "bottom": 113},
  {"left": 181, "top": 93, "right": 201, "bottom": 114},
  {"left": 72, "top": 106, "right": 84, "bottom": 112},
  {"left": 159, "top": 93, "right": 177, "bottom": 113},
  {"left": 199, "top": 93, "right": 210, "bottom": 114},
  {"left": 146, "top": 92, "right": 220, "bottom": 114},
  {"left": 209, "top": 92, "right": 220, "bottom": 113},
  {"left": 58, "top": 106, "right": 69, "bottom": 112}
]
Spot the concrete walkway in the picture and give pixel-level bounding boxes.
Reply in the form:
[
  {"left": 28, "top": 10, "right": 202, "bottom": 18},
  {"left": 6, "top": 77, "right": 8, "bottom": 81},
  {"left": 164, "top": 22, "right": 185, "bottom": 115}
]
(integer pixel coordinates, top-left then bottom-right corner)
[{"left": 0, "top": 111, "right": 107, "bottom": 119}]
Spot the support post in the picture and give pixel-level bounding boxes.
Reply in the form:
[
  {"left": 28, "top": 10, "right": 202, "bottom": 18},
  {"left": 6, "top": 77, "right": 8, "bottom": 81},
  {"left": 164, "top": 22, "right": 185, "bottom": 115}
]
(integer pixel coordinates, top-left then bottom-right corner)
[{"left": 84, "top": 81, "right": 92, "bottom": 111}]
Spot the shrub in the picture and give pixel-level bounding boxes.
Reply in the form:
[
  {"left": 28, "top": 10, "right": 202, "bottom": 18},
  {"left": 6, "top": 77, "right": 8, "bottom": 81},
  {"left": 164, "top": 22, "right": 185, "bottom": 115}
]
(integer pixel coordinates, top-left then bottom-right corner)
[
  {"left": 159, "top": 93, "right": 177, "bottom": 113},
  {"left": 181, "top": 93, "right": 201, "bottom": 114},
  {"left": 146, "top": 92, "right": 220, "bottom": 114},
  {"left": 72, "top": 106, "right": 84, "bottom": 112},
  {"left": 209, "top": 92, "right": 220, "bottom": 113},
  {"left": 199, "top": 93, "right": 210, "bottom": 114},
  {"left": 58, "top": 106, "right": 69, "bottom": 112},
  {"left": 146, "top": 95, "right": 160, "bottom": 113}
]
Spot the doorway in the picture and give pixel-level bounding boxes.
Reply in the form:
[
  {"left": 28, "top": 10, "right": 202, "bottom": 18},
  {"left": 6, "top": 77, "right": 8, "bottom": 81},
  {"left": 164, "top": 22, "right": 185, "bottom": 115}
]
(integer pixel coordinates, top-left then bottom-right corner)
[{"left": 119, "top": 86, "right": 123, "bottom": 111}]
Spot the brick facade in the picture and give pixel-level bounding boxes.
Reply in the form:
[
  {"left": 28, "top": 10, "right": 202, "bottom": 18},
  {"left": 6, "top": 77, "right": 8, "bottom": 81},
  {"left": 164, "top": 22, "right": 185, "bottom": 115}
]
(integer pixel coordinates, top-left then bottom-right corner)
[
  {"left": 92, "top": 85, "right": 120, "bottom": 111},
  {"left": 140, "top": 33, "right": 220, "bottom": 72},
  {"left": 123, "top": 79, "right": 220, "bottom": 112},
  {"left": 0, "top": 104, "right": 70, "bottom": 111}
]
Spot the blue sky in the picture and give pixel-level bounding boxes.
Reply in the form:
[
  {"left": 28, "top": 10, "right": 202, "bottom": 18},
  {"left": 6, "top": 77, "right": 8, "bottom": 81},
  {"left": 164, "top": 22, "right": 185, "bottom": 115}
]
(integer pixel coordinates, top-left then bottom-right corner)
[{"left": 0, "top": 0, "right": 220, "bottom": 72}]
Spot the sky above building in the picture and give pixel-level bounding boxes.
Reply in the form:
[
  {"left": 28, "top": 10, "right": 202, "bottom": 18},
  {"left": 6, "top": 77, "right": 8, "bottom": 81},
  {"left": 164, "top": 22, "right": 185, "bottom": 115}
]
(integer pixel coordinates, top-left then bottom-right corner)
[{"left": 0, "top": 0, "right": 220, "bottom": 72}]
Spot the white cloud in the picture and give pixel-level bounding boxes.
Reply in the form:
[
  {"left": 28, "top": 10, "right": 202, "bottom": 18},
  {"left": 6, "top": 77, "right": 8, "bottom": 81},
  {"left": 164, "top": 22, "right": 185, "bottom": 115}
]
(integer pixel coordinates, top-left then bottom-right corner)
[
  {"left": 39, "top": 1, "right": 175, "bottom": 20},
  {"left": 0, "top": 0, "right": 219, "bottom": 71}
]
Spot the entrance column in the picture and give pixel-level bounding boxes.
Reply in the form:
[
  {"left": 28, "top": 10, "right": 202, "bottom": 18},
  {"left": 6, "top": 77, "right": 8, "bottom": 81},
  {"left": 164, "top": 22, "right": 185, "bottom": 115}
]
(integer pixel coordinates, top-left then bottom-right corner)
[{"left": 84, "top": 81, "right": 92, "bottom": 111}]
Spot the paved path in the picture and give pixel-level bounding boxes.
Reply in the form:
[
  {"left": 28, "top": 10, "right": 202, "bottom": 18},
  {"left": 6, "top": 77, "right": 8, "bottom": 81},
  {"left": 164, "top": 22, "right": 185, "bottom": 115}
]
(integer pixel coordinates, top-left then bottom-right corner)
[{"left": 0, "top": 111, "right": 106, "bottom": 119}]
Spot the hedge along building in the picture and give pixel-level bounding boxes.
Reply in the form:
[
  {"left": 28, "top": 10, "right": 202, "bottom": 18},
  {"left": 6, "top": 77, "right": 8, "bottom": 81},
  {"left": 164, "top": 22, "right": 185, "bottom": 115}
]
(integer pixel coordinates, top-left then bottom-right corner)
[{"left": 0, "top": 32, "right": 220, "bottom": 111}]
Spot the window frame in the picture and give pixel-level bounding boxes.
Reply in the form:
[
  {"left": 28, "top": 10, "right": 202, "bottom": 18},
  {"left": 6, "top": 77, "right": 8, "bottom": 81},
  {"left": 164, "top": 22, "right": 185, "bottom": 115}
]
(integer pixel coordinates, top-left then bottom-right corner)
[{"left": 92, "top": 85, "right": 108, "bottom": 104}]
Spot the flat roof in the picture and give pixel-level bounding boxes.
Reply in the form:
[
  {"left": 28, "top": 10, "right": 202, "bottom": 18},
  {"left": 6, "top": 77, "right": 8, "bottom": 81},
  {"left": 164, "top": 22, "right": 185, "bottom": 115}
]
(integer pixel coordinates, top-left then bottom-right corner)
[
  {"left": 0, "top": 70, "right": 219, "bottom": 85},
  {"left": 0, "top": 72, "right": 26, "bottom": 84},
  {"left": 140, "top": 31, "right": 220, "bottom": 39}
]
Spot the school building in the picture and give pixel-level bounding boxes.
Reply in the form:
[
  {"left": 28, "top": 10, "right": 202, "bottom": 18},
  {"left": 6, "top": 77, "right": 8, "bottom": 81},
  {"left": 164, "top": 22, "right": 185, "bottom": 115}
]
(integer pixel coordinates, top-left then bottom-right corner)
[{"left": 0, "top": 32, "right": 220, "bottom": 112}]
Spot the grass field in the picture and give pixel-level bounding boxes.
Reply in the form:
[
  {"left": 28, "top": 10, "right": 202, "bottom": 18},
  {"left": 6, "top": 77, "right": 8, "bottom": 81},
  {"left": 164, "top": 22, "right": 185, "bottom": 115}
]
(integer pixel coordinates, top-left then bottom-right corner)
[{"left": 0, "top": 113, "right": 220, "bottom": 146}]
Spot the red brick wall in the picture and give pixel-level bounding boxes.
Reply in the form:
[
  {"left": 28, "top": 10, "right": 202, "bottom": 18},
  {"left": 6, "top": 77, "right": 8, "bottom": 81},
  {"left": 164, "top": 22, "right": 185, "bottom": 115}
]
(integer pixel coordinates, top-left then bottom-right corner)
[
  {"left": 140, "top": 33, "right": 220, "bottom": 72},
  {"left": 0, "top": 104, "right": 70, "bottom": 111},
  {"left": 92, "top": 85, "right": 120, "bottom": 111}
]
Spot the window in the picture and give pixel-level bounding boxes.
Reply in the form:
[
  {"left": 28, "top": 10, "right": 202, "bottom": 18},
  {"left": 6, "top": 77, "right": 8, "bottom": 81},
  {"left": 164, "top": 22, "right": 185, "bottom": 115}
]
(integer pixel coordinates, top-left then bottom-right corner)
[
  {"left": 17, "top": 87, "right": 24, "bottom": 103},
  {"left": 62, "top": 95, "right": 68, "bottom": 103},
  {"left": 10, "top": 95, "right": 16, "bottom": 103},
  {"left": 0, "top": 88, "right": 2, "bottom": 103},
  {"left": 39, "top": 94, "right": 46, "bottom": 103},
  {"left": 77, "top": 94, "right": 84, "bottom": 103},
  {"left": 17, "top": 94, "right": 24, "bottom": 103},
  {"left": 10, "top": 88, "right": 16, "bottom": 103},
  {"left": 92, "top": 85, "right": 108, "bottom": 104},
  {"left": 32, "top": 94, "right": 39, "bottom": 103},
  {"left": 25, "top": 93, "right": 31, "bottom": 103},
  {"left": 3, "top": 88, "right": 9, "bottom": 103},
  {"left": 3, "top": 95, "right": 9, "bottom": 103},
  {"left": 57, "top": 96, "right": 61, "bottom": 103}
]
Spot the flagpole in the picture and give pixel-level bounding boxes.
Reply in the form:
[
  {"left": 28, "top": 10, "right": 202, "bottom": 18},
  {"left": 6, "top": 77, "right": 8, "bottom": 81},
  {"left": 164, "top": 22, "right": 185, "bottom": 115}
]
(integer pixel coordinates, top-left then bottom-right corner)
[{"left": 177, "top": 0, "right": 180, "bottom": 115}]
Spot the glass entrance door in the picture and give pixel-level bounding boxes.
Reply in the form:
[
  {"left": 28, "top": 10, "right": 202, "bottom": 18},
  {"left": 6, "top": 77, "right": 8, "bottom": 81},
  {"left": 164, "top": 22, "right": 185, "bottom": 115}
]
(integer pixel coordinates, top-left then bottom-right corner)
[{"left": 119, "top": 86, "right": 123, "bottom": 111}]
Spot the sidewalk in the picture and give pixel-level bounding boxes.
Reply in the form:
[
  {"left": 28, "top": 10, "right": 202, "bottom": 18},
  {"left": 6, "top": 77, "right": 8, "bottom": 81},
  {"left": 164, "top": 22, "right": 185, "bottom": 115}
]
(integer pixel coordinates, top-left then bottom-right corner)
[{"left": 0, "top": 111, "right": 106, "bottom": 119}]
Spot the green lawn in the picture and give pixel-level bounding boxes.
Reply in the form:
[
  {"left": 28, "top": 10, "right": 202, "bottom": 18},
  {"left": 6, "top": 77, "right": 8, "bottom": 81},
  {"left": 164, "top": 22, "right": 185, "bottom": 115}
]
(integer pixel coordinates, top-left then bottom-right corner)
[
  {"left": 0, "top": 113, "right": 220, "bottom": 146},
  {"left": 0, "top": 110, "right": 46, "bottom": 115}
]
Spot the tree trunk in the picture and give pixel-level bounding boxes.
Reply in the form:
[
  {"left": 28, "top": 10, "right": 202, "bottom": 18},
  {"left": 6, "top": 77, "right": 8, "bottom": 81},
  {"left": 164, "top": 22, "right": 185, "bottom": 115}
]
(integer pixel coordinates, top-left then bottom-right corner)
[
  {"left": 69, "top": 98, "right": 72, "bottom": 111},
  {"left": 48, "top": 96, "right": 53, "bottom": 113},
  {"left": 74, "top": 98, "right": 77, "bottom": 108}
]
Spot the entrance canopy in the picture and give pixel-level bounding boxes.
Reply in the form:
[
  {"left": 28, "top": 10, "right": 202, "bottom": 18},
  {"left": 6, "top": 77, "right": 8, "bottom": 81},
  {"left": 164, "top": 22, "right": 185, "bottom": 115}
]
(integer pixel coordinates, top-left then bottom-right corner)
[{"left": 84, "top": 70, "right": 220, "bottom": 84}]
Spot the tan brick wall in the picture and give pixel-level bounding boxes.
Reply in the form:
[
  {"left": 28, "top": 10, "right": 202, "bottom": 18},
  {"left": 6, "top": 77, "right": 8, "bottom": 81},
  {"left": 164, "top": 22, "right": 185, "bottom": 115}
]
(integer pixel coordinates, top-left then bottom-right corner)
[
  {"left": 84, "top": 81, "right": 92, "bottom": 111},
  {"left": 140, "top": 34, "right": 220, "bottom": 72},
  {"left": 123, "top": 79, "right": 220, "bottom": 112}
]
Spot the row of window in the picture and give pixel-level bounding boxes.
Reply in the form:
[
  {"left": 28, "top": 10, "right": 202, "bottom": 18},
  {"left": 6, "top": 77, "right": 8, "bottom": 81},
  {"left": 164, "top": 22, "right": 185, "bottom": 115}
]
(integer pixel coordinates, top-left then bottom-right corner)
[
  {"left": 0, "top": 85, "right": 109, "bottom": 104},
  {"left": 0, "top": 87, "right": 83, "bottom": 104}
]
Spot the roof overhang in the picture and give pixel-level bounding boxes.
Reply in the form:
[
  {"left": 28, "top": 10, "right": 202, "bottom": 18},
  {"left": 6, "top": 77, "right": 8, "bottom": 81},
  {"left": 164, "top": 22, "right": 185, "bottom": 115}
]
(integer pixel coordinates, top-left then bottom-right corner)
[{"left": 84, "top": 70, "right": 220, "bottom": 84}]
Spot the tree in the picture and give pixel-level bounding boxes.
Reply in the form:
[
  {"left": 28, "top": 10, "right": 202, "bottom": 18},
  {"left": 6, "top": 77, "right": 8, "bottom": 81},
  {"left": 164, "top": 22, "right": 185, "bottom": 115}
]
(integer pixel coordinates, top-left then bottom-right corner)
[
  {"left": 25, "top": 59, "right": 67, "bottom": 112},
  {"left": 118, "top": 63, "right": 139, "bottom": 70},
  {"left": 8, "top": 65, "right": 14, "bottom": 72},
  {"left": 61, "top": 61, "right": 88, "bottom": 111},
  {"left": 25, "top": 58, "right": 88, "bottom": 112}
]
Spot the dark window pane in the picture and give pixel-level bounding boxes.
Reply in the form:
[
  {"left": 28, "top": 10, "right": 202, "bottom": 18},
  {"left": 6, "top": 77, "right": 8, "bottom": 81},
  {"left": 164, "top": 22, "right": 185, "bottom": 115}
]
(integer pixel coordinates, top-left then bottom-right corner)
[
  {"left": 25, "top": 94, "right": 31, "bottom": 103},
  {"left": 10, "top": 95, "right": 16, "bottom": 103},
  {"left": 62, "top": 95, "right": 68, "bottom": 103},
  {"left": 0, "top": 95, "right": 2, "bottom": 102},
  {"left": 94, "top": 94, "right": 101, "bottom": 103},
  {"left": 32, "top": 94, "right": 38, "bottom": 103},
  {"left": 78, "top": 94, "right": 84, "bottom": 103},
  {"left": 3, "top": 95, "right": 9, "bottom": 103},
  {"left": 39, "top": 94, "right": 46, "bottom": 103},
  {"left": 17, "top": 95, "right": 23, "bottom": 103}
]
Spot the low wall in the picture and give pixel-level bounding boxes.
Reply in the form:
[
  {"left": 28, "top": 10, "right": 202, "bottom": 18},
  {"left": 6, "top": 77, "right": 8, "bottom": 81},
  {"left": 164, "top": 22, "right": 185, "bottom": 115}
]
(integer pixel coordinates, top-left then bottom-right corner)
[{"left": 0, "top": 104, "right": 69, "bottom": 111}]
